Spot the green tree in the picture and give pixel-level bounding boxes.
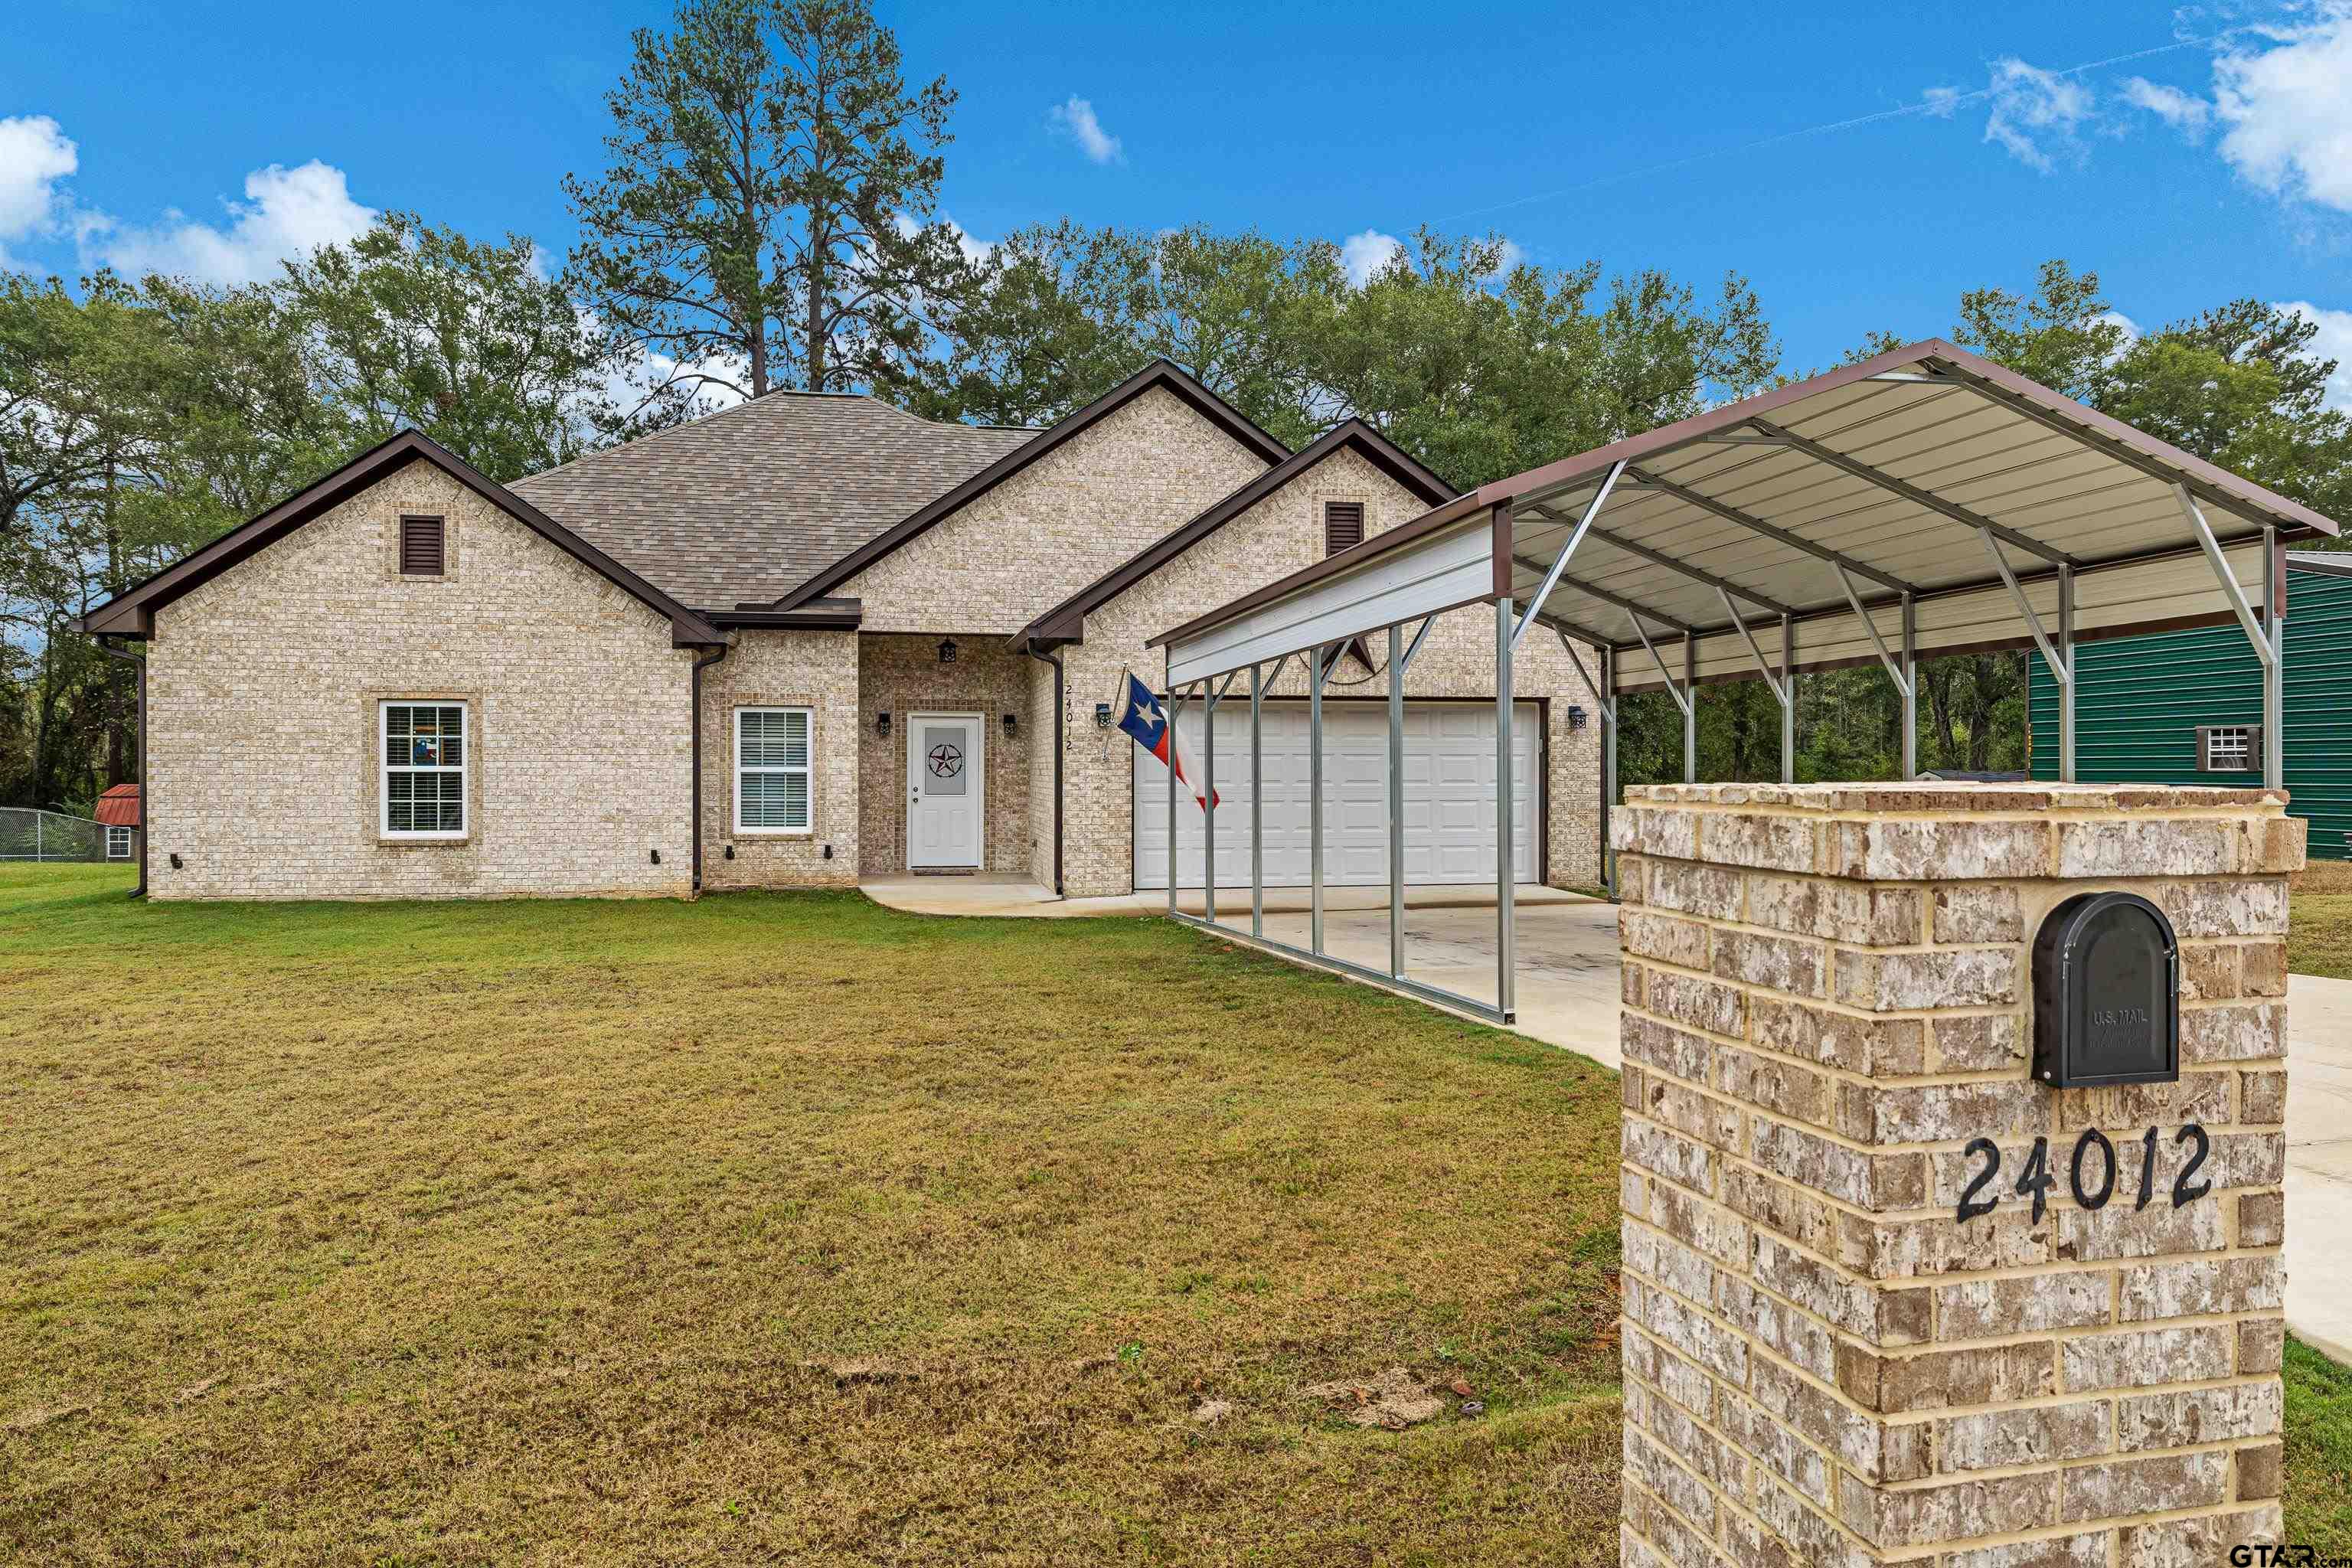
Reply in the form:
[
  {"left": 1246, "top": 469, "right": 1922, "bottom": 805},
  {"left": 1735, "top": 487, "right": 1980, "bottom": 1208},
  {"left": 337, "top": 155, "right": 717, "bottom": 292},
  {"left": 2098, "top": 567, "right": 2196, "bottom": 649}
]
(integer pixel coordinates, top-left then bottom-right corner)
[
  {"left": 1303, "top": 229, "right": 1777, "bottom": 488},
  {"left": 283, "top": 213, "right": 678, "bottom": 483},
  {"left": 564, "top": 0, "right": 961, "bottom": 401},
  {"left": 910, "top": 222, "right": 1338, "bottom": 443},
  {"left": 912, "top": 223, "right": 1779, "bottom": 482}
]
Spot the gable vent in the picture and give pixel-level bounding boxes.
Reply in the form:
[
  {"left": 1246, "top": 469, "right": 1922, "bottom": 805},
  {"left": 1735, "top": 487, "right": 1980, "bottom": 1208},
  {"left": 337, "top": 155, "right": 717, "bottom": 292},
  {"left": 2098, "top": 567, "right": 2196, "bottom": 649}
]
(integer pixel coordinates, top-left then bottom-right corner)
[
  {"left": 400, "top": 515, "right": 445, "bottom": 576},
  {"left": 1323, "top": 501, "right": 1365, "bottom": 557}
]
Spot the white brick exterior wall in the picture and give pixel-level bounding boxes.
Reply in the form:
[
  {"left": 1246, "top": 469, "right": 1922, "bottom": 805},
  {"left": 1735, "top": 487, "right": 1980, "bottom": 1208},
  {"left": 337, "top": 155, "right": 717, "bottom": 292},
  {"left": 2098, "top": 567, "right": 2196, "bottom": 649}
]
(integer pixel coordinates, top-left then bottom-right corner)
[
  {"left": 699, "top": 629, "right": 861, "bottom": 889},
  {"left": 837, "top": 385, "right": 1273, "bottom": 634},
  {"left": 145, "top": 462, "right": 697, "bottom": 900}
]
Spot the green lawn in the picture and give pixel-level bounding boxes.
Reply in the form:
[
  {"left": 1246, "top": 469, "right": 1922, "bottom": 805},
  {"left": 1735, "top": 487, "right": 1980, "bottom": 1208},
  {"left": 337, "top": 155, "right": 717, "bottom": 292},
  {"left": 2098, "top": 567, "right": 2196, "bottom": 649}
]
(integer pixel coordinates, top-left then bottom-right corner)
[
  {"left": 8, "top": 863, "right": 2344, "bottom": 1563},
  {"left": 0, "top": 864, "right": 1624, "bottom": 1565}
]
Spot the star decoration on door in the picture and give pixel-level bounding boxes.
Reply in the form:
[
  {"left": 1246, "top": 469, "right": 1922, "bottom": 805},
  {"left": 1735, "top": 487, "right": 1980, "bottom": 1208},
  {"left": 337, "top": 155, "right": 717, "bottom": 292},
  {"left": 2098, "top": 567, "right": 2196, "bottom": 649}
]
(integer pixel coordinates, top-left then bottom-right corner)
[{"left": 927, "top": 743, "right": 965, "bottom": 779}]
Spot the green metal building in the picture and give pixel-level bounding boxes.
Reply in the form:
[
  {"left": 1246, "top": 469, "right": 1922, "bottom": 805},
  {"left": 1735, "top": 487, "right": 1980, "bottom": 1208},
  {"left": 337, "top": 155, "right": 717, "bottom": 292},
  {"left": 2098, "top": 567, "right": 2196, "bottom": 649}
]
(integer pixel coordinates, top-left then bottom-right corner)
[{"left": 2029, "top": 551, "right": 2352, "bottom": 858}]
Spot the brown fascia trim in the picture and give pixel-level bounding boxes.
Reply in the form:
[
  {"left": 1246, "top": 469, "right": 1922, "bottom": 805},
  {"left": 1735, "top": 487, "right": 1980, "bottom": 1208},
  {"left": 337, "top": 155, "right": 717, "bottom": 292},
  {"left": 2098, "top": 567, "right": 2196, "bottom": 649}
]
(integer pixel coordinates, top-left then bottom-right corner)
[
  {"left": 1007, "top": 420, "right": 1457, "bottom": 648},
  {"left": 79, "top": 429, "right": 726, "bottom": 648},
  {"left": 766, "top": 359, "right": 1295, "bottom": 612},
  {"left": 707, "top": 606, "right": 863, "bottom": 631},
  {"left": 1146, "top": 337, "right": 2348, "bottom": 658}
]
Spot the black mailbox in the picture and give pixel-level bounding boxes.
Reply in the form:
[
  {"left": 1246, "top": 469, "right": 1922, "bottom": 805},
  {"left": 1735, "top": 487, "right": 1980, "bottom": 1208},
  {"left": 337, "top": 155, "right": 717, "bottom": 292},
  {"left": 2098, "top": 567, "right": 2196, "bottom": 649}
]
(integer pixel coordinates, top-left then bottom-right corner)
[{"left": 2031, "top": 891, "right": 2179, "bottom": 1088}]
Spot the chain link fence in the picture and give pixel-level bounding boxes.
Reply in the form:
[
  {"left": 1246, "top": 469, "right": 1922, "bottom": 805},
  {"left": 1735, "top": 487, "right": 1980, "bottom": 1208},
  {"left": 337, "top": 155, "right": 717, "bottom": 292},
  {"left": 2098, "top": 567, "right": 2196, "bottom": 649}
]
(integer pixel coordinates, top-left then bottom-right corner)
[{"left": 0, "top": 807, "right": 110, "bottom": 861}]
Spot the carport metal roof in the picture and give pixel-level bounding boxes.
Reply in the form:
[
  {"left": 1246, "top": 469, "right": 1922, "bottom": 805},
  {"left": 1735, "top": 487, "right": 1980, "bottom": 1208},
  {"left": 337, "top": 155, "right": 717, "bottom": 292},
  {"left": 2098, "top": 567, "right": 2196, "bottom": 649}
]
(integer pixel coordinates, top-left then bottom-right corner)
[
  {"left": 1152, "top": 337, "right": 2336, "bottom": 789},
  {"left": 1138, "top": 339, "right": 2340, "bottom": 1027}
]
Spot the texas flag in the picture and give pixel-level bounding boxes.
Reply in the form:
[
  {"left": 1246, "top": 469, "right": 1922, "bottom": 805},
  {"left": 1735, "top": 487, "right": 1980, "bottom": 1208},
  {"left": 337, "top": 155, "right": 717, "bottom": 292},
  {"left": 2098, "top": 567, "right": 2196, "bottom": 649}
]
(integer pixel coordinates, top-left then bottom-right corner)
[{"left": 1115, "top": 671, "right": 1218, "bottom": 808}]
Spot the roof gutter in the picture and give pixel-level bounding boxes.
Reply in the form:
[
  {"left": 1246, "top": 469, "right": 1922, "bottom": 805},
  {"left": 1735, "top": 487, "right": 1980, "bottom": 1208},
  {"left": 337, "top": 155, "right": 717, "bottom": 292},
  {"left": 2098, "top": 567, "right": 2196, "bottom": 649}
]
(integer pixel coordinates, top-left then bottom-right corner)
[
  {"left": 93, "top": 636, "right": 147, "bottom": 899},
  {"left": 689, "top": 639, "right": 730, "bottom": 895},
  {"left": 1021, "top": 638, "right": 1065, "bottom": 897}
]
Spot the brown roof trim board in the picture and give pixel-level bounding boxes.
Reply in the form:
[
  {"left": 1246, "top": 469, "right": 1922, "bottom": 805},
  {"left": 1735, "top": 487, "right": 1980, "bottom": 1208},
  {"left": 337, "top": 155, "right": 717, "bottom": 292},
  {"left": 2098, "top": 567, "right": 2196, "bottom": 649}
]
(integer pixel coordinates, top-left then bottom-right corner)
[
  {"left": 708, "top": 603, "right": 863, "bottom": 631},
  {"left": 1008, "top": 419, "right": 1455, "bottom": 648},
  {"left": 1148, "top": 338, "right": 2343, "bottom": 655},
  {"left": 766, "top": 358, "right": 1295, "bottom": 611},
  {"left": 78, "top": 430, "right": 727, "bottom": 647}
]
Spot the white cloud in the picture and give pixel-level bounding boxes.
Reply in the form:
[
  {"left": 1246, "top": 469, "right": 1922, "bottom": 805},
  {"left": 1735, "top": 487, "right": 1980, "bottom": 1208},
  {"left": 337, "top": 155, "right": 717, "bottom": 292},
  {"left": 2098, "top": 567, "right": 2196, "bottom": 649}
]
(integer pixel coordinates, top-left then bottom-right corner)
[
  {"left": 1048, "top": 96, "right": 1123, "bottom": 165},
  {"left": 1981, "top": 57, "right": 2096, "bottom": 172},
  {"left": 1340, "top": 228, "right": 1402, "bottom": 286},
  {"left": 93, "top": 159, "right": 374, "bottom": 286},
  {"left": 0, "top": 115, "right": 79, "bottom": 262},
  {"left": 1921, "top": 85, "right": 1964, "bottom": 119},
  {"left": 2094, "top": 309, "right": 2142, "bottom": 348},
  {"left": 2279, "top": 300, "right": 2352, "bottom": 411},
  {"left": 2119, "top": 76, "right": 2213, "bottom": 138},
  {"left": 2213, "top": 2, "right": 2352, "bottom": 211}
]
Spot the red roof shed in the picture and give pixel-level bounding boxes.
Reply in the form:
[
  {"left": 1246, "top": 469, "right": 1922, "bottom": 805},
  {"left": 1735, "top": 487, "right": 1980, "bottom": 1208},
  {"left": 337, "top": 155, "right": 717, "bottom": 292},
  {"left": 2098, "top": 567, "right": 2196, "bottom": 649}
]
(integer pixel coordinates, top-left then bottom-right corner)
[{"left": 95, "top": 783, "right": 141, "bottom": 828}]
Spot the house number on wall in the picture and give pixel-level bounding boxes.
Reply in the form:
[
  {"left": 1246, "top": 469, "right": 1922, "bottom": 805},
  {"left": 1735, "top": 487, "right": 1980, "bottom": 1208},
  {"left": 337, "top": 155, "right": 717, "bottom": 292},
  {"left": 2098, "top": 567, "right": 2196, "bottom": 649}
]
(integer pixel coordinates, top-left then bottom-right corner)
[{"left": 1957, "top": 1124, "right": 2211, "bottom": 1223}]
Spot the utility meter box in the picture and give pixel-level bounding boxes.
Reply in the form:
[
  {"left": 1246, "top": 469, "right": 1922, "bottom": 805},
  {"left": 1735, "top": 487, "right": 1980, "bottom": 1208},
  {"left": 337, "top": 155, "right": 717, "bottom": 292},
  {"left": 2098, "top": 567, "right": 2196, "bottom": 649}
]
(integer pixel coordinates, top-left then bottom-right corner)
[{"left": 2030, "top": 890, "right": 2180, "bottom": 1088}]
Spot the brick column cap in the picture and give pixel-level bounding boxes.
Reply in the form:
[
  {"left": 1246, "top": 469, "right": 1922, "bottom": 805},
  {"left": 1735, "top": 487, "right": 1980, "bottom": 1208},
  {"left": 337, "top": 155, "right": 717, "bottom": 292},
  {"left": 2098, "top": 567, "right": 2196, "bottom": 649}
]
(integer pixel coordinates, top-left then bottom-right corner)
[{"left": 1625, "top": 781, "right": 2291, "bottom": 815}]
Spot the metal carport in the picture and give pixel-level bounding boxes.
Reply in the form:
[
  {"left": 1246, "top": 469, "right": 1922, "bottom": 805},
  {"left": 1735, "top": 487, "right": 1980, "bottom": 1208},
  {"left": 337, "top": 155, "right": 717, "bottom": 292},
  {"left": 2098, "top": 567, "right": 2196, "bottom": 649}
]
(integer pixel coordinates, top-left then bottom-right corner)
[{"left": 1145, "top": 338, "right": 2341, "bottom": 1026}]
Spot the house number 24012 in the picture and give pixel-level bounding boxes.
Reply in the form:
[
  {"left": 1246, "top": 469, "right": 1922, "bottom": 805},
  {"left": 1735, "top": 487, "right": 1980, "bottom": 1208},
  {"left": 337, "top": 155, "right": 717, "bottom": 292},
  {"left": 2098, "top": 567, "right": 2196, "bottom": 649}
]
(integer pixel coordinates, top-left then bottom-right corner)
[{"left": 1957, "top": 1124, "right": 2210, "bottom": 1224}]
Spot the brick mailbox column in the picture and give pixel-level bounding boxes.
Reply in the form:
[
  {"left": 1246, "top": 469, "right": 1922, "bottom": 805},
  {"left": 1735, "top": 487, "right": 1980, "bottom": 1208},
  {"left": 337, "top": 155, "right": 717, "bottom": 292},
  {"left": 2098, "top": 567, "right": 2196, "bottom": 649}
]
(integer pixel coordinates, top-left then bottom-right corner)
[{"left": 1614, "top": 782, "right": 2302, "bottom": 1568}]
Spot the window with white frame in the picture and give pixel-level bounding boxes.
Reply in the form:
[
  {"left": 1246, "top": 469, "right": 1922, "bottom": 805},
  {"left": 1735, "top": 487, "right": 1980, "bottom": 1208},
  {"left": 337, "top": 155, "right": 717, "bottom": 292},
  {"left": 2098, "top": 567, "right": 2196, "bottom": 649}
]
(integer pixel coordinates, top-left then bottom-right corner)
[
  {"left": 736, "top": 707, "right": 812, "bottom": 832},
  {"left": 106, "top": 825, "right": 132, "bottom": 859},
  {"left": 381, "top": 701, "right": 467, "bottom": 836},
  {"left": 2198, "top": 724, "right": 2256, "bottom": 773}
]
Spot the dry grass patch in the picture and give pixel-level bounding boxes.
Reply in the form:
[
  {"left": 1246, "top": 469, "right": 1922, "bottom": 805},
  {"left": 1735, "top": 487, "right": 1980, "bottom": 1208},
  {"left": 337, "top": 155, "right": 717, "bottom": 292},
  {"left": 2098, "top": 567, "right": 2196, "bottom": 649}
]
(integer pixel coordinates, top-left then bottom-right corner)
[
  {"left": 1, "top": 866, "right": 1622, "bottom": 1564},
  {"left": 2291, "top": 891, "right": 2352, "bottom": 981}
]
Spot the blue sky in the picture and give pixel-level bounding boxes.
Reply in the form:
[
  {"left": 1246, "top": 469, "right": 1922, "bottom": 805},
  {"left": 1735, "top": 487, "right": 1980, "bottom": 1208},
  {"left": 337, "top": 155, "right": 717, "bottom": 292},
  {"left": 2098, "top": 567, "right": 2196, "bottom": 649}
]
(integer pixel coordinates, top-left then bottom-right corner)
[{"left": 4, "top": 1, "right": 2349, "bottom": 406}]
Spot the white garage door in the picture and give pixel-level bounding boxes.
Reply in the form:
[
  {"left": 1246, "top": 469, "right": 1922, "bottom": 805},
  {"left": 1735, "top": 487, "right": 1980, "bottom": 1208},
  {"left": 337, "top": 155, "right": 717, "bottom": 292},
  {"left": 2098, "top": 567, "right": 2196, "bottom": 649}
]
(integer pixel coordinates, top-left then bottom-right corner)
[{"left": 1134, "top": 700, "right": 1540, "bottom": 890}]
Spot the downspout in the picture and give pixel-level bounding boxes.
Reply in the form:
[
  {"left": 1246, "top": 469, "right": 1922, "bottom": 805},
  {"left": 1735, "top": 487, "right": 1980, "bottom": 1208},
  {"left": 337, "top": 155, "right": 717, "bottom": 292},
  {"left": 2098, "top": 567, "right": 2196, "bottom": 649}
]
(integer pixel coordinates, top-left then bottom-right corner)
[
  {"left": 1022, "top": 638, "right": 1065, "bottom": 897},
  {"left": 95, "top": 636, "right": 147, "bottom": 899},
  {"left": 689, "top": 640, "right": 730, "bottom": 895}
]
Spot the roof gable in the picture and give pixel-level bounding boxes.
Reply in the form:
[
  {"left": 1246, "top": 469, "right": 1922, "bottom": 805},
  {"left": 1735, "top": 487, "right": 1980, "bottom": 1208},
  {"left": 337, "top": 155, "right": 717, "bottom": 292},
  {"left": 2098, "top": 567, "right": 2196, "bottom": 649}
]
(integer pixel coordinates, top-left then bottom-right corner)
[
  {"left": 1011, "top": 420, "right": 1455, "bottom": 646},
  {"left": 767, "top": 359, "right": 1294, "bottom": 611},
  {"left": 79, "top": 430, "right": 724, "bottom": 646}
]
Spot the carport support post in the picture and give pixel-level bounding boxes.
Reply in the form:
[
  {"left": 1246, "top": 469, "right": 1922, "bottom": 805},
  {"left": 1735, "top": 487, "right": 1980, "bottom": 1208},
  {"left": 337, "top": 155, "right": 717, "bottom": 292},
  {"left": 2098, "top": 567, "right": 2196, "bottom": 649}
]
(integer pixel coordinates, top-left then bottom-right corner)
[
  {"left": 1495, "top": 596, "right": 1516, "bottom": 1020},
  {"left": 1681, "top": 631, "right": 1697, "bottom": 784},
  {"left": 2059, "top": 564, "right": 2076, "bottom": 782},
  {"left": 2265, "top": 526, "right": 2285, "bottom": 789},
  {"left": 1779, "top": 612, "right": 1795, "bottom": 784},
  {"left": 1165, "top": 653, "right": 1178, "bottom": 917},
  {"left": 1387, "top": 622, "right": 1405, "bottom": 979},
  {"left": 1203, "top": 681, "right": 1217, "bottom": 924},
  {"left": 1250, "top": 662, "right": 1264, "bottom": 938},
  {"left": 1900, "top": 591, "right": 1918, "bottom": 780},
  {"left": 1310, "top": 643, "right": 1326, "bottom": 956},
  {"left": 1602, "top": 648, "right": 1619, "bottom": 897}
]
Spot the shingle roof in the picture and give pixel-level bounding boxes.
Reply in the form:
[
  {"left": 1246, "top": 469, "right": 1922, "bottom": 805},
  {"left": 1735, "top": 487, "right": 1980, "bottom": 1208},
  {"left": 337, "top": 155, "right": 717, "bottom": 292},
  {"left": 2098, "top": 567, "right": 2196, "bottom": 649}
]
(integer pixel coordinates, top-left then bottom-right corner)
[{"left": 510, "top": 393, "right": 1036, "bottom": 609}]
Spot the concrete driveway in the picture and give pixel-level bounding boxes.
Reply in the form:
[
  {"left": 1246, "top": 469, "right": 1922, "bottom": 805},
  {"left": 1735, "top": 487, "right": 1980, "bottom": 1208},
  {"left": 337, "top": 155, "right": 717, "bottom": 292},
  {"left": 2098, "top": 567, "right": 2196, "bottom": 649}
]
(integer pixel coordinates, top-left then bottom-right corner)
[{"left": 2287, "top": 973, "right": 2352, "bottom": 1364}]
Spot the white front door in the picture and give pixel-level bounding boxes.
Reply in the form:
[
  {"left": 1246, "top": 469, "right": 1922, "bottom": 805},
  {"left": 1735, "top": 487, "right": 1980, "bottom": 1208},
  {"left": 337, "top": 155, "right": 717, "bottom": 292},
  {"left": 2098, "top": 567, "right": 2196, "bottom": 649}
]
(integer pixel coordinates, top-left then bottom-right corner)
[{"left": 907, "top": 714, "right": 984, "bottom": 868}]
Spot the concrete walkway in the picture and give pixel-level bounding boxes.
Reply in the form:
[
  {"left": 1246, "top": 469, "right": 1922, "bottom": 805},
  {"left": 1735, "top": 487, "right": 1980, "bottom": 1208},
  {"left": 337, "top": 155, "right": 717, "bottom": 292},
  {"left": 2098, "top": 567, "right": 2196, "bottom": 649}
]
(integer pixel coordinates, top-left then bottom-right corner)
[
  {"left": 858, "top": 877, "right": 2350, "bottom": 1362},
  {"left": 860, "top": 872, "right": 1599, "bottom": 920},
  {"left": 2287, "top": 972, "right": 2352, "bottom": 1365}
]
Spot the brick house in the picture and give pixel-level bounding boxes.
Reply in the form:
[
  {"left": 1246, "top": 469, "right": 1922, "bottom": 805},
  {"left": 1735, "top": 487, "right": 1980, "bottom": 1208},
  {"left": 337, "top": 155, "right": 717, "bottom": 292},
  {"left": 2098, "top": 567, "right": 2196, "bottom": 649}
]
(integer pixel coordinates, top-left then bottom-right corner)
[{"left": 80, "top": 360, "right": 1602, "bottom": 900}]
